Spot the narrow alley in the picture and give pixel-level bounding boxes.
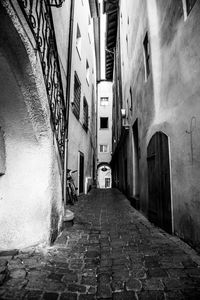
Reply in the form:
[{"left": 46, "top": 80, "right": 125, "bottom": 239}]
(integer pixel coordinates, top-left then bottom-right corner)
[{"left": 1, "top": 189, "right": 200, "bottom": 300}]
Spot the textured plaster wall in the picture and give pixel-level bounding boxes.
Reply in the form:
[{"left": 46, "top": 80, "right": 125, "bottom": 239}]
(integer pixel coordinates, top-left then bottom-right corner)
[
  {"left": 97, "top": 81, "right": 113, "bottom": 164},
  {"left": 0, "top": 2, "right": 63, "bottom": 249},
  {"left": 118, "top": 0, "right": 200, "bottom": 248},
  {"left": 155, "top": 0, "right": 200, "bottom": 247},
  {"left": 68, "top": 0, "right": 97, "bottom": 194},
  {"left": 118, "top": 0, "right": 154, "bottom": 210}
]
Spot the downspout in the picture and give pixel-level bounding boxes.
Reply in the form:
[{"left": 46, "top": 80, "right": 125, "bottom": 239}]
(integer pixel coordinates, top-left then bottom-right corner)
[{"left": 64, "top": 0, "right": 75, "bottom": 204}]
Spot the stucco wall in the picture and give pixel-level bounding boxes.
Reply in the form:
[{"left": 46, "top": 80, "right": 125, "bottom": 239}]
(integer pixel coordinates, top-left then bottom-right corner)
[
  {"left": 155, "top": 0, "right": 200, "bottom": 246},
  {"left": 115, "top": 0, "right": 200, "bottom": 248},
  {"left": 116, "top": 0, "right": 154, "bottom": 207},
  {"left": 67, "top": 0, "right": 97, "bottom": 194},
  {"left": 0, "top": 2, "right": 63, "bottom": 249}
]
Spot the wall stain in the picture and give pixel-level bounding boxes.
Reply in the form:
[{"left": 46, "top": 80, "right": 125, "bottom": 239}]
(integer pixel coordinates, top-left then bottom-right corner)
[
  {"left": 159, "top": 0, "right": 183, "bottom": 47},
  {"left": 179, "top": 209, "right": 200, "bottom": 252}
]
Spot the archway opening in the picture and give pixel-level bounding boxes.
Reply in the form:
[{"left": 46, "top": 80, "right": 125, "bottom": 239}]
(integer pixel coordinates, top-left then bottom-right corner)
[{"left": 97, "top": 163, "right": 112, "bottom": 189}]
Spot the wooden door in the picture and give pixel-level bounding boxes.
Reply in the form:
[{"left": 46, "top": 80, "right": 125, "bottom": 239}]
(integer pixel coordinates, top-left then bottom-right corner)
[
  {"left": 79, "top": 152, "right": 84, "bottom": 194},
  {"left": 147, "top": 132, "right": 172, "bottom": 233}
]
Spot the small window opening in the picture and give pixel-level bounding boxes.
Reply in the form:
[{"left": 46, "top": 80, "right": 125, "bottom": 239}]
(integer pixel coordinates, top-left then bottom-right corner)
[
  {"left": 100, "top": 117, "right": 108, "bottom": 129},
  {"left": 143, "top": 32, "right": 150, "bottom": 80}
]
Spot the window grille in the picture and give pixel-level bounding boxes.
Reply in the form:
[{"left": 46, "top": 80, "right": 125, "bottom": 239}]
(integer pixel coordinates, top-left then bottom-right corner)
[
  {"left": 100, "top": 145, "right": 108, "bottom": 153},
  {"left": 83, "top": 97, "right": 89, "bottom": 131},
  {"left": 73, "top": 72, "right": 81, "bottom": 119},
  {"left": 100, "top": 97, "right": 109, "bottom": 106},
  {"left": 17, "top": 0, "right": 67, "bottom": 167}
]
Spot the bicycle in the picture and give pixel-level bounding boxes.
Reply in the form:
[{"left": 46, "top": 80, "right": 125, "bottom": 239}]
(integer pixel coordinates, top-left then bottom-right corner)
[{"left": 66, "top": 169, "right": 78, "bottom": 205}]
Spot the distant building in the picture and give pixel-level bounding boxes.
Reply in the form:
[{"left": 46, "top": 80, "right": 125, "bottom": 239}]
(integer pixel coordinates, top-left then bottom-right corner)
[
  {"left": 97, "top": 81, "right": 112, "bottom": 188},
  {"left": 105, "top": 0, "right": 200, "bottom": 250}
]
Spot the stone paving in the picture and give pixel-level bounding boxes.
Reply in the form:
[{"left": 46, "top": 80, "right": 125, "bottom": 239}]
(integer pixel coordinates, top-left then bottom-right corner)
[{"left": 1, "top": 188, "right": 200, "bottom": 299}]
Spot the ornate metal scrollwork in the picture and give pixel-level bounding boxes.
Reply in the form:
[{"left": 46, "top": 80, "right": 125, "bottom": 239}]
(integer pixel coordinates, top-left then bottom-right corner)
[
  {"left": 48, "top": 0, "right": 65, "bottom": 7},
  {"left": 18, "top": 0, "right": 66, "bottom": 167}
]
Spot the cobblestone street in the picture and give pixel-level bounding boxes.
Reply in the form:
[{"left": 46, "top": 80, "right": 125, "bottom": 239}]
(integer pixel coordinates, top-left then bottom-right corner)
[{"left": 1, "top": 188, "right": 200, "bottom": 299}]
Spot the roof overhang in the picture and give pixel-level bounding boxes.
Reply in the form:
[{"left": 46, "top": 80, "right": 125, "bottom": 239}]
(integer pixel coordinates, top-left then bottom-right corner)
[{"left": 103, "top": 0, "right": 119, "bottom": 80}]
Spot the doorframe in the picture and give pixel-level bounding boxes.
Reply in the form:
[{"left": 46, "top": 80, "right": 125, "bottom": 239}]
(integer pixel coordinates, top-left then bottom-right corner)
[
  {"left": 78, "top": 151, "right": 84, "bottom": 194},
  {"left": 168, "top": 136, "right": 174, "bottom": 234},
  {"left": 132, "top": 119, "right": 140, "bottom": 199},
  {"left": 147, "top": 131, "right": 173, "bottom": 233}
]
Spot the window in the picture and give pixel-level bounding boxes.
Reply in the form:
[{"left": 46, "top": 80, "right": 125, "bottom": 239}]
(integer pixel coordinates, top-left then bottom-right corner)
[
  {"left": 100, "top": 97, "right": 109, "bottom": 106},
  {"left": 73, "top": 72, "right": 81, "bottom": 119},
  {"left": 86, "top": 60, "right": 89, "bottom": 85},
  {"left": 143, "top": 32, "right": 150, "bottom": 80},
  {"left": 100, "top": 145, "right": 108, "bottom": 153},
  {"left": 105, "top": 178, "right": 111, "bottom": 188},
  {"left": 100, "top": 117, "right": 108, "bottom": 129},
  {"left": 185, "top": 0, "right": 197, "bottom": 15},
  {"left": 130, "top": 88, "right": 133, "bottom": 111},
  {"left": 126, "top": 34, "right": 128, "bottom": 51},
  {"left": 83, "top": 97, "right": 88, "bottom": 131},
  {"left": 76, "top": 24, "right": 81, "bottom": 58},
  {"left": 88, "top": 15, "right": 92, "bottom": 44}
]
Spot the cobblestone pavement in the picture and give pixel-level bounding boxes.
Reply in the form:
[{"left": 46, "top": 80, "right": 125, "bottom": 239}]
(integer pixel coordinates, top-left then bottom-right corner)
[{"left": 1, "top": 189, "right": 200, "bottom": 299}]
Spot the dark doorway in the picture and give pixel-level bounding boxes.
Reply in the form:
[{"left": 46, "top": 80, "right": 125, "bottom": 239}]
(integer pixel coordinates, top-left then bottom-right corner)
[
  {"left": 132, "top": 120, "right": 140, "bottom": 198},
  {"left": 79, "top": 152, "right": 84, "bottom": 194},
  {"left": 124, "top": 157, "right": 127, "bottom": 194},
  {"left": 92, "top": 154, "right": 95, "bottom": 183},
  {"left": 147, "top": 132, "right": 172, "bottom": 233}
]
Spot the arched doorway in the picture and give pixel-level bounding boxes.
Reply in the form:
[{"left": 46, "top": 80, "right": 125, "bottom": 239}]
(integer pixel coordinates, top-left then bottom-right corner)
[
  {"left": 132, "top": 119, "right": 140, "bottom": 199},
  {"left": 97, "top": 163, "right": 112, "bottom": 189},
  {"left": 147, "top": 132, "right": 172, "bottom": 233}
]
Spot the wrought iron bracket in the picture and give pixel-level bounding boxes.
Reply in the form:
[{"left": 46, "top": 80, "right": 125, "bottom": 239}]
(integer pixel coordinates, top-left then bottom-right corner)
[{"left": 48, "top": 0, "right": 65, "bottom": 7}]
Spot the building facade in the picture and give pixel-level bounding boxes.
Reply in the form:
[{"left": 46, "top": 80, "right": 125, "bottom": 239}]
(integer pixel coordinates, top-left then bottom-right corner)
[
  {"left": 97, "top": 81, "right": 112, "bottom": 188},
  {"left": 107, "top": 0, "right": 200, "bottom": 250},
  {"left": 67, "top": 0, "right": 99, "bottom": 195},
  {"left": 0, "top": 0, "right": 99, "bottom": 250}
]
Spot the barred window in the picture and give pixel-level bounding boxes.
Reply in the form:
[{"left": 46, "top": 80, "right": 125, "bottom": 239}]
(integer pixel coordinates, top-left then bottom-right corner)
[
  {"left": 100, "top": 145, "right": 108, "bottom": 153},
  {"left": 100, "top": 97, "right": 109, "bottom": 106},
  {"left": 73, "top": 72, "right": 81, "bottom": 119},
  {"left": 83, "top": 97, "right": 88, "bottom": 131}
]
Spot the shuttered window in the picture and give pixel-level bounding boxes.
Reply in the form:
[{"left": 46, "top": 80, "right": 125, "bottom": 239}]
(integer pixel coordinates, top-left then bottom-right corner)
[
  {"left": 83, "top": 97, "right": 88, "bottom": 131},
  {"left": 73, "top": 72, "right": 81, "bottom": 119}
]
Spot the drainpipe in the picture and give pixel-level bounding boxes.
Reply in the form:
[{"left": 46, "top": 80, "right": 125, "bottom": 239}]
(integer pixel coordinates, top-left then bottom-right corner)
[{"left": 64, "top": 0, "right": 75, "bottom": 204}]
